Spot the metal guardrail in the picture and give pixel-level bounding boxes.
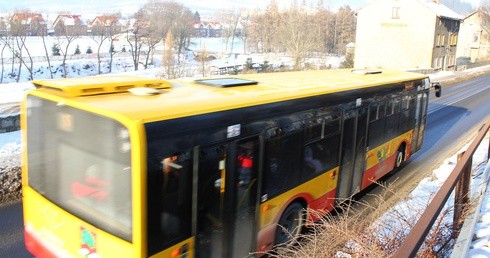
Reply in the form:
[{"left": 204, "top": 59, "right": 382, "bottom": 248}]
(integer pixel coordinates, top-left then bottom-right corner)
[
  {"left": 451, "top": 160, "right": 490, "bottom": 257},
  {"left": 393, "top": 119, "right": 490, "bottom": 258}
]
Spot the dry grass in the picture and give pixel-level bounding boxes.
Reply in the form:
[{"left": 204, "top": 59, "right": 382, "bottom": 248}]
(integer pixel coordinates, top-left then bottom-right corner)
[
  {"left": 266, "top": 180, "right": 464, "bottom": 257},
  {"left": 0, "top": 166, "right": 22, "bottom": 204}
]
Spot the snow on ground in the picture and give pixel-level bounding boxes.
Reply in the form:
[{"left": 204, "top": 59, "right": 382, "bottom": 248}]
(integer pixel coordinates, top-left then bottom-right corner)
[{"left": 0, "top": 36, "right": 343, "bottom": 84}]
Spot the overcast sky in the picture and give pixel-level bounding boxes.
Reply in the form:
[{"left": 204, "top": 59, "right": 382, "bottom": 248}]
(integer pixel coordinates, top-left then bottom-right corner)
[
  {"left": 0, "top": 0, "right": 481, "bottom": 16},
  {"left": 0, "top": 0, "right": 371, "bottom": 15}
]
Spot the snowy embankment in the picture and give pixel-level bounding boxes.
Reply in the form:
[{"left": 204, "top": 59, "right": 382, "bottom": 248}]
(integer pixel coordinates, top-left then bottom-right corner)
[{"left": 0, "top": 131, "right": 21, "bottom": 203}]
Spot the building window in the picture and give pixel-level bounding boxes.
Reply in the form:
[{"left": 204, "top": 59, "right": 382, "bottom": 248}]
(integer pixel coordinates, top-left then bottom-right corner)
[
  {"left": 473, "top": 33, "right": 480, "bottom": 43},
  {"left": 392, "top": 7, "right": 400, "bottom": 19},
  {"left": 450, "top": 33, "right": 458, "bottom": 46}
]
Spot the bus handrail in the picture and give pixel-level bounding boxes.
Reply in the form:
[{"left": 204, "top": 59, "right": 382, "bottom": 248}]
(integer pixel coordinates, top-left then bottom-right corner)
[{"left": 393, "top": 119, "right": 490, "bottom": 258}]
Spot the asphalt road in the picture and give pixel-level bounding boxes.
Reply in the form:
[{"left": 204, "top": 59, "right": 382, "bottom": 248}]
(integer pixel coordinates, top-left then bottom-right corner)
[{"left": 1, "top": 73, "right": 489, "bottom": 257}]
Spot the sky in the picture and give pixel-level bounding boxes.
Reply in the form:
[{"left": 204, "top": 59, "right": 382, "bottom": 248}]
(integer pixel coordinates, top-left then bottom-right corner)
[
  {"left": 0, "top": 0, "right": 483, "bottom": 17},
  {"left": 0, "top": 0, "right": 364, "bottom": 14},
  {"left": 0, "top": 0, "right": 482, "bottom": 17}
]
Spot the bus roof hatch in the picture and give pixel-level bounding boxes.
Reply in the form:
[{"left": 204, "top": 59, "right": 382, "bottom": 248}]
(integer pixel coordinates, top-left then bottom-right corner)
[
  {"left": 351, "top": 69, "right": 383, "bottom": 75},
  {"left": 195, "top": 78, "right": 258, "bottom": 87}
]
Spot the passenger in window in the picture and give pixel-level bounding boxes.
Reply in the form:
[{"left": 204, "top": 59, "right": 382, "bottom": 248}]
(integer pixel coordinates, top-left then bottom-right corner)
[
  {"left": 304, "top": 146, "right": 323, "bottom": 173},
  {"left": 238, "top": 149, "right": 253, "bottom": 187}
]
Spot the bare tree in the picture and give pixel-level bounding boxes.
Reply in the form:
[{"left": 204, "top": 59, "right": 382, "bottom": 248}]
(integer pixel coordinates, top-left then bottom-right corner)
[
  {"left": 314, "top": 1, "right": 334, "bottom": 53},
  {"left": 141, "top": 0, "right": 194, "bottom": 65},
  {"left": 196, "top": 46, "right": 210, "bottom": 77},
  {"left": 91, "top": 22, "right": 109, "bottom": 74},
  {"left": 278, "top": 2, "right": 322, "bottom": 70},
  {"left": 37, "top": 14, "right": 54, "bottom": 78},
  {"left": 56, "top": 16, "right": 85, "bottom": 77},
  {"left": 169, "top": 4, "right": 194, "bottom": 64},
  {"left": 126, "top": 11, "right": 145, "bottom": 71},
  {"left": 246, "top": 1, "right": 281, "bottom": 54},
  {"left": 162, "top": 30, "right": 175, "bottom": 78},
  {"left": 0, "top": 14, "right": 12, "bottom": 83},
  {"left": 330, "top": 6, "right": 356, "bottom": 54},
  {"left": 160, "top": 30, "right": 192, "bottom": 79},
  {"left": 0, "top": 37, "right": 8, "bottom": 83},
  {"left": 138, "top": 1, "right": 167, "bottom": 69},
  {"left": 262, "top": 1, "right": 281, "bottom": 53},
  {"left": 217, "top": 8, "right": 243, "bottom": 53},
  {"left": 9, "top": 13, "right": 34, "bottom": 82},
  {"left": 240, "top": 14, "right": 250, "bottom": 54}
]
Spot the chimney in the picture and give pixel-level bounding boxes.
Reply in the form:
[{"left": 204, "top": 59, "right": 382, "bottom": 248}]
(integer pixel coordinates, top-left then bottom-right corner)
[{"left": 433, "top": 0, "right": 440, "bottom": 4}]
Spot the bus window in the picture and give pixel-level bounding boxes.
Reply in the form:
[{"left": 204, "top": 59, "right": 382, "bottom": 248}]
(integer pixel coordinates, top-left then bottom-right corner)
[
  {"left": 393, "top": 97, "right": 402, "bottom": 113},
  {"left": 147, "top": 151, "right": 192, "bottom": 255},
  {"left": 378, "top": 102, "right": 386, "bottom": 118},
  {"left": 262, "top": 132, "right": 302, "bottom": 198},
  {"left": 369, "top": 104, "right": 378, "bottom": 122},
  {"left": 324, "top": 118, "right": 340, "bottom": 136},
  {"left": 304, "top": 124, "right": 323, "bottom": 143},
  {"left": 302, "top": 135, "right": 340, "bottom": 180},
  {"left": 401, "top": 95, "right": 410, "bottom": 110}
]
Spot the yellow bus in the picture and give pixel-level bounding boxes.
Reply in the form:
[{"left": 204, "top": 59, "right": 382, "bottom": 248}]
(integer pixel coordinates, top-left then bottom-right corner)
[{"left": 21, "top": 69, "right": 439, "bottom": 257}]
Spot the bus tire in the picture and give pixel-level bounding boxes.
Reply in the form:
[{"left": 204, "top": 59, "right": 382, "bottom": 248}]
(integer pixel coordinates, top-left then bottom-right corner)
[
  {"left": 274, "top": 202, "right": 305, "bottom": 246},
  {"left": 395, "top": 147, "right": 405, "bottom": 168}
]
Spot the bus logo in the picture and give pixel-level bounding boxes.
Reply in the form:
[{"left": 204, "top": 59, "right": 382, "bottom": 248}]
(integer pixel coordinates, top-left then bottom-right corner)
[{"left": 79, "top": 227, "right": 98, "bottom": 258}]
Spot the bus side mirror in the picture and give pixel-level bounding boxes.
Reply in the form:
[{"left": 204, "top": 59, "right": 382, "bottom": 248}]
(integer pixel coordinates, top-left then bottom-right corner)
[{"left": 433, "top": 82, "right": 442, "bottom": 97}]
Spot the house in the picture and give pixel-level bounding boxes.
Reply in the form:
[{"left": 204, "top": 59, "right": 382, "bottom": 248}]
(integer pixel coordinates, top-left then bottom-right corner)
[
  {"left": 193, "top": 21, "right": 222, "bottom": 37},
  {"left": 355, "top": 0, "right": 462, "bottom": 71},
  {"left": 456, "top": 9, "right": 490, "bottom": 64},
  {"left": 89, "top": 15, "right": 122, "bottom": 35},
  {"left": 10, "top": 12, "right": 47, "bottom": 36},
  {"left": 53, "top": 14, "right": 87, "bottom": 36}
]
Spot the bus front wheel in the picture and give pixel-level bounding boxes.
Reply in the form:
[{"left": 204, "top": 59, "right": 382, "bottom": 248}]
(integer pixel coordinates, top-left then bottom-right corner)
[{"left": 274, "top": 202, "right": 305, "bottom": 246}]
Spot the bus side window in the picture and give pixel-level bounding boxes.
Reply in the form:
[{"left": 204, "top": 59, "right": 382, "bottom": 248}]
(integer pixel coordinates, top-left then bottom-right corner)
[
  {"left": 147, "top": 151, "right": 192, "bottom": 253},
  {"left": 302, "top": 134, "right": 340, "bottom": 181},
  {"left": 262, "top": 132, "right": 302, "bottom": 198}
]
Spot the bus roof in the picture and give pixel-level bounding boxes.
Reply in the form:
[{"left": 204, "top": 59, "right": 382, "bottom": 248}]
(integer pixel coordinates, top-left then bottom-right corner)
[{"left": 30, "top": 69, "right": 428, "bottom": 123}]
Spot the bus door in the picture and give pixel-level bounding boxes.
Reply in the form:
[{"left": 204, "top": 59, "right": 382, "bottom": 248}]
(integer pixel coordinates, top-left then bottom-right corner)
[
  {"left": 412, "top": 89, "right": 429, "bottom": 152},
  {"left": 195, "top": 137, "right": 260, "bottom": 258},
  {"left": 337, "top": 104, "right": 369, "bottom": 200}
]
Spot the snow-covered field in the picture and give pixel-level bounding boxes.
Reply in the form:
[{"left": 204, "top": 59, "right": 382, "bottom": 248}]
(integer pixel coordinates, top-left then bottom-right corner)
[{"left": 0, "top": 36, "right": 343, "bottom": 84}]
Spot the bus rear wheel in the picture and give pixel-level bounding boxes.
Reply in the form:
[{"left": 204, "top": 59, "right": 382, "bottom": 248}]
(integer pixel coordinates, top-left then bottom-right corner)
[
  {"left": 395, "top": 148, "right": 405, "bottom": 168},
  {"left": 274, "top": 202, "right": 305, "bottom": 246}
]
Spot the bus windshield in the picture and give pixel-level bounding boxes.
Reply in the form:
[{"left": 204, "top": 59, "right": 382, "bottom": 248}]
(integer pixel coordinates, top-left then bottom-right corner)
[{"left": 26, "top": 95, "right": 133, "bottom": 242}]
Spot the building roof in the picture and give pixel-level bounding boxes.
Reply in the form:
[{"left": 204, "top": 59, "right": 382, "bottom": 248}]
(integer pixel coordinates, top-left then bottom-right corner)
[
  {"left": 91, "top": 16, "right": 119, "bottom": 27},
  {"left": 422, "top": 0, "right": 463, "bottom": 20},
  {"left": 54, "top": 14, "right": 84, "bottom": 26},
  {"left": 12, "top": 12, "right": 46, "bottom": 25},
  {"left": 462, "top": 8, "right": 488, "bottom": 20}
]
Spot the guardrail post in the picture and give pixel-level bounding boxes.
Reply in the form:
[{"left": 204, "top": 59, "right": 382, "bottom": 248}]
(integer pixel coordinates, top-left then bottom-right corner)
[{"left": 453, "top": 151, "right": 471, "bottom": 236}]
